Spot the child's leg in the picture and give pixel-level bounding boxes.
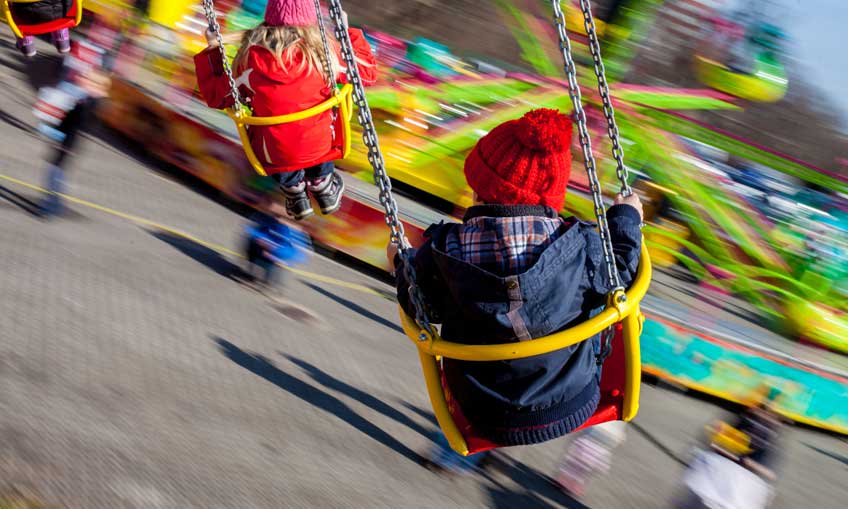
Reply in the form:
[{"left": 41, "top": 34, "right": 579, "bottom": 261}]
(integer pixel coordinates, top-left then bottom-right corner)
[
  {"left": 52, "top": 28, "right": 71, "bottom": 54},
  {"left": 244, "top": 236, "right": 265, "bottom": 280},
  {"left": 41, "top": 164, "right": 66, "bottom": 217},
  {"left": 305, "top": 162, "right": 344, "bottom": 215},
  {"left": 254, "top": 258, "right": 277, "bottom": 286},
  {"left": 274, "top": 170, "right": 313, "bottom": 220},
  {"left": 16, "top": 36, "right": 37, "bottom": 58},
  {"left": 264, "top": 261, "right": 285, "bottom": 288}
]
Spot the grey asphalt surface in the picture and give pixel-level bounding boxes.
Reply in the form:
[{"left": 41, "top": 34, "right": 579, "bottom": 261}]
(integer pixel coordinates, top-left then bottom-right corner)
[{"left": 0, "top": 36, "right": 846, "bottom": 508}]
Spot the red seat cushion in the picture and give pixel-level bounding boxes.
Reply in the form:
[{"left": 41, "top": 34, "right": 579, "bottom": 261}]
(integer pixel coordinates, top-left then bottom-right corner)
[
  {"left": 9, "top": 1, "right": 79, "bottom": 37},
  {"left": 447, "top": 323, "right": 627, "bottom": 455}
]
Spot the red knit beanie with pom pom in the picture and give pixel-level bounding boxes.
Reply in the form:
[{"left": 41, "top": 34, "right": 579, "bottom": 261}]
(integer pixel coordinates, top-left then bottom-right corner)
[{"left": 464, "top": 108, "right": 573, "bottom": 211}]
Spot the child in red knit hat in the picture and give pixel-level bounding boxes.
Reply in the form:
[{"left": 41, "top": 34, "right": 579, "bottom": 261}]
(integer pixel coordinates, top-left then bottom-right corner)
[
  {"left": 389, "top": 108, "right": 643, "bottom": 465},
  {"left": 194, "top": 0, "right": 377, "bottom": 220}
]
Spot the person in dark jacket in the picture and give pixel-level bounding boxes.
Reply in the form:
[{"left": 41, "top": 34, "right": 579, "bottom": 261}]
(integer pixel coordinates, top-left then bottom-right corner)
[{"left": 389, "top": 109, "right": 643, "bottom": 456}]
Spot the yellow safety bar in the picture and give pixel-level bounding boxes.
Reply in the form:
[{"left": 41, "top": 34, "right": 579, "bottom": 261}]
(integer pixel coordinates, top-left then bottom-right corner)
[
  {"left": 227, "top": 84, "right": 354, "bottom": 177},
  {"left": 3, "top": 0, "right": 84, "bottom": 39},
  {"left": 400, "top": 242, "right": 652, "bottom": 455}
]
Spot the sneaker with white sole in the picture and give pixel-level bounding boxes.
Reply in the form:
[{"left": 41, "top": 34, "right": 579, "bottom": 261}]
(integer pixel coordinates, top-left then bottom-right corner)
[
  {"left": 16, "top": 36, "right": 36, "bottom": 58},
  {"left": 282, "top": 184, "right": 314, "bottom": 220},
  {"left": 52, "top": 28, "right": 71, "bottom": 54},
  {"left": 308, "top": 172, "right": 344, "bottom": 215}
]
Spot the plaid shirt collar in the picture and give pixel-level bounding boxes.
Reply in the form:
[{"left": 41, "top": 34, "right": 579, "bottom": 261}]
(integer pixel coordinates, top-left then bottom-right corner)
[{"left": 448, "top": 204, "right": 570, "bottom": 276}]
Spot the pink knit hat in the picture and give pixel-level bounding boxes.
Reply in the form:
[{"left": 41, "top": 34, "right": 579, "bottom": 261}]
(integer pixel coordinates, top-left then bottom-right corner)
[{"left": 265, "top": 0, "right": 318, "bottom": 27}]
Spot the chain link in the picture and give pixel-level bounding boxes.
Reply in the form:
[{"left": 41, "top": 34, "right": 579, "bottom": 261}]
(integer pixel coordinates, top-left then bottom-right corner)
[
  {"left": 201, "top": 0, "right": 243, "bottom": 114},
  {"left": 326, "top": 0, "right": 434, "bottom": 338},
  {"left": 551, "top": 0, "right": 623, "bottom": 293},
  {"left": 313, "top": 0, "right": 338, "bottom": 91},
  {"left": 576, "top": 0, "right": 631, "bottom": 196},
  {"left": 313, "top": 0, "right": 340, "bottom": 141}
]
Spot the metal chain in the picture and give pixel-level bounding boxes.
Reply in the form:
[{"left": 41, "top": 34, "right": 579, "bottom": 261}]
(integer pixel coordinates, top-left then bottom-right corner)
[
  {"left": 326, "top": 0, "right": 434, "bottom": 338},
  {"left": 201, "top": 0, "right": 243, "bottom": 113},
  {"left": 313, "top": 0, "right": 340, "bottom": 142},
  {"left": 576, "top": 0, "right": 631, "bottom": 196},
  {"left": 313, "top": 0, "right": 338, "bottom": 91},
  {"left": 551, "top": 0, "right": 623, "bottom": 293}
]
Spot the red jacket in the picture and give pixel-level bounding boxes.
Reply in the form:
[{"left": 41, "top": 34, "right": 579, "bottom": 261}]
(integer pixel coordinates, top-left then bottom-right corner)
[{"left": 194, "top": 28, "right": 377, "bottom": 174}]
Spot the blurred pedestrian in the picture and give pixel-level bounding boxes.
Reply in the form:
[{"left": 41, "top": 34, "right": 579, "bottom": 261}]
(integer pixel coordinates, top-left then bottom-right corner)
[
  {"left": 674, "top": 387, "right": 782, "bottom": 509},
  {"left": 556, "top": 420, "right": 628, "bottom": 498},
  {"left": 38, "top": 62, "right": 111, "bottom": 217},
  {"left": 243, "top": 202, "right": 312, "bottom": 293}
]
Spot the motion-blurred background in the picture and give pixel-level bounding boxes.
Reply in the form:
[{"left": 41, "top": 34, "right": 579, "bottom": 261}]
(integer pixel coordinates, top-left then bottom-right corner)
[{"left": 1, "top": 0, "right": 846, "bottom": 507}]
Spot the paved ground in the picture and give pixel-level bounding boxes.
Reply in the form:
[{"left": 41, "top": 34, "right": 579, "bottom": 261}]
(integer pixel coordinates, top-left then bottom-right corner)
[{"left": 0, "top": 36, "right": 846, "bottom": 508}]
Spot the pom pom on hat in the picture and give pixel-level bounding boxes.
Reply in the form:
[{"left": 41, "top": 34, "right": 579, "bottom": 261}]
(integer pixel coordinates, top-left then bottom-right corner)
[{"left": 516, "top": 108, "right": 573, "bottom": 152}]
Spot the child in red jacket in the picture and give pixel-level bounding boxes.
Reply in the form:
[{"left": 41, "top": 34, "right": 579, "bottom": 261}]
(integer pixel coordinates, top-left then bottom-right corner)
[{"left": 194, "top": 0, "right": 377, "bottom": 220}]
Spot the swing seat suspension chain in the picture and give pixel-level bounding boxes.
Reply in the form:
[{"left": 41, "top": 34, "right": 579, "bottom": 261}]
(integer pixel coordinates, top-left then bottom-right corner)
[
  {"left": 551, "top": 0, "right": 631, "bottom": 298},
  {"left": 201, "top": 0, "right": 243, "bottom": 113},
  {"left": 325, "top": 0, "right": 434, "bottom": 338}
]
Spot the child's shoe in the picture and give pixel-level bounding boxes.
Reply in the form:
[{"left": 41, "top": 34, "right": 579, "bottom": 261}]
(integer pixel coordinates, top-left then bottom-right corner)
[
  {"left": 52, "top": 28, "right": 71, "bottom": 54},
  {"left": 16, "top": 36, "right": 36, "bottom": 58},
  {"left": 308, "top": 172, "right": 344, "bottom": 215},
  {"left": 282, "top": 183, "right": 314, "bottom": 220}
]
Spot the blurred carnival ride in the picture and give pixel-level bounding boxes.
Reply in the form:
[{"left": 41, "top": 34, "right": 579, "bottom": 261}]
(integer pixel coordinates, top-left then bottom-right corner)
[
  {"left": 693, "top": 0, "right": 789, "bottom": 103},
  {"left": 40, "top": 0, "right": 847, "bottom": 433}
]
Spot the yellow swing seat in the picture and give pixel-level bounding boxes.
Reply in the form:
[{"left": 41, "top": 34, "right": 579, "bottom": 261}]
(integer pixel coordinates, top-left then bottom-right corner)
[
  {"left": 400, "top": 242, "right": 653, "bottom": 456},
  {"left": 3, "top": 0, "right": 83, "bottom": 39},
  {"left": 227, "top": 83, "right": 355, "bottom": 177}
]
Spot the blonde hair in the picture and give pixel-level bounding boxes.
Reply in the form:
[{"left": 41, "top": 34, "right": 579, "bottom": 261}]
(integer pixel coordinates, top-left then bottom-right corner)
[{"left": 233, "top": 24, "right": 341, "bottom": 83}]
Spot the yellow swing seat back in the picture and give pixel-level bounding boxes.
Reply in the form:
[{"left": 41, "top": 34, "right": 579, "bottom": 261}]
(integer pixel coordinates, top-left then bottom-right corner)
[
  {"left": 201, "top": 0, "right": 354, "bottom": 177},
  {"left": 227, "top": 84, "right": 354, "bottom": 177},
  {"left": 3, "top": 0, "right": 83, "bottom": 39}
]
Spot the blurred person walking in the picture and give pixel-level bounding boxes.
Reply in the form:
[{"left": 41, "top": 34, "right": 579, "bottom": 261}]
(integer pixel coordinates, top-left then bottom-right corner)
[
  {"left": 674, "top": 387, "right": 783, "bottom": 509},
  {"left": 555, "top": 420, "right": 628, "bottom": 498},
  {"left": 38, "top": 68, "right": 111, "bottom": 217},
  {"left": 242, "top": 202, "right": 312, "bottom": 295},
  {"left": 34, "top": 20, "right": 116, "bottom": 217}
]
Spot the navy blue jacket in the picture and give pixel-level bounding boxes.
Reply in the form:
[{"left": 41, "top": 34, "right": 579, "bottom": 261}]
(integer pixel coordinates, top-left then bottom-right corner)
[{"left": 396, "top": 204, "right": 642, "bottom": 445}]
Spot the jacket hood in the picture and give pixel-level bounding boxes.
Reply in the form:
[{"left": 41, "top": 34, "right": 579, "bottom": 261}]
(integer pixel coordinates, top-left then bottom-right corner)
[{"left": 426, "top": 218, "right": 604, "bottom": 343}]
